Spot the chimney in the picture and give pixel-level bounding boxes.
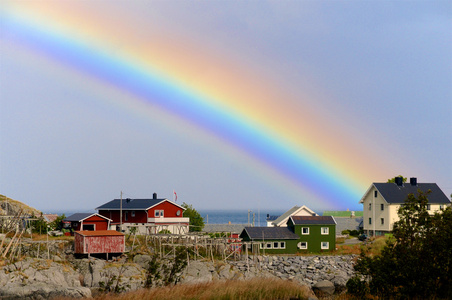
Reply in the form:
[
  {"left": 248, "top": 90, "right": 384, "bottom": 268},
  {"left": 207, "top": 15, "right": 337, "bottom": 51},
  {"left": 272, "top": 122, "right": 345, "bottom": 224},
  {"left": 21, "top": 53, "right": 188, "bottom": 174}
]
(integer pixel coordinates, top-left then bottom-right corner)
[
  {"left": 410, "top": 177, "right": 417, "bottom": 186},
  {"left": 153, "top": 193, "right": 157, "bottom": 200},
  {"left": 395, "top": 177, "right": 403, "bottom": 186}
]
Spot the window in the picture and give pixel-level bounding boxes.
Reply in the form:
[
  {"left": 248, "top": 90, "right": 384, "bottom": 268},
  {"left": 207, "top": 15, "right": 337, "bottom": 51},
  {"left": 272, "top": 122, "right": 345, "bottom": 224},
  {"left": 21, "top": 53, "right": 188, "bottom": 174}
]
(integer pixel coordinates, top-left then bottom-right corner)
[
  {"left": 266, "top": 242, "right": 272, "bottom": 249},
  {"left": 155, "top": 210, "right": 164, "bottom": 217},
  {"left": 279, "top": 242, "right": 285, "bottom": 249},
  {"left": 298, "top": 242, "right": 307, "bottom": 249},
  {"left": 374, "top": 190, "right": 378, "bottom": 197},
  {"left": 381, "top": 218, "right": 384, "bottom": 225},
  {"left": 440, "top": 205, "right": 444, "bottom": 210},
  {"left": 302, "top": 227, "right": 309, "bottom": 235},
  {"left": 131, "top": 211, "right": 135, "bottom": 217},
  {"left": 321, "top": 227, "right": 329, "bottom": 235},
  {"left": 369, "top": 203, "right": 372, "bottom": 210},
  {"left": 427, "top": 204, "right": 431, "bottom": 211},
  {"left": 369, "top": 218, "right": 372, "bottom": 225},
  {"left": 381, "top": 204, "right": 384, "bottom": 211},
  {"left": 273, "top": 242, "right": 279, "bottom": 249},
  {"left": 125, "top": 211, "right": 128, "bottom": 221},
  {"left": 260, "top": 243, "right": 265, "bottom": 249},
  {"left": 321, "top": 242, "right": 329, "bottom": 250}
]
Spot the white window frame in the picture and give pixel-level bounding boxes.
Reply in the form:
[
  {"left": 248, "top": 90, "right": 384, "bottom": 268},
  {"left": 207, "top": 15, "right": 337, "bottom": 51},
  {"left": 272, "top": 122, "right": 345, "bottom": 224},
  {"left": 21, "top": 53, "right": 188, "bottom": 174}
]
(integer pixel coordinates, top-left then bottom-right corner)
[
  {"left": 321, "top": 242, "right": 329, "bottom": 250},
  {"left": 131, "top": 210, "right": 135, "bottom": 217},
  {"left": 273, "top": 242, "right": 279, "bottom": 249},
  {"left": 302, "top": 227, "right": 309, "bottom": 235},
  {"left": 321, "top": 227, "right": 329, "bottom": 235},
  {"left": 279, "top": 242, "right": 285, "bottom": 249},
  {"left": 298, "top": 242, "right": 308, "bottom": 249},
  {"left": 266, "top": 242, "right": 272, "bottom": 249},
  {"left": 155, "top": 210, "right": 164, "bottom": 217}
]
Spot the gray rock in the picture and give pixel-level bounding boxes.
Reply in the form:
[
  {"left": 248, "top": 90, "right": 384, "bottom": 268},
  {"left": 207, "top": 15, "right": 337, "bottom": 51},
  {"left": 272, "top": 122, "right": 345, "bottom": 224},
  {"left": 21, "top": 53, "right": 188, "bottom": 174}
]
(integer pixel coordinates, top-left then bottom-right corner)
[
  {"left": 133, "top": 254, "right": 152, "bottom": 269},
  {"left": 180, "top": 261, "right": 213, "bottom": 284},
  {"left": 313, "top": 280, "right": 335, "bottom": 295}
]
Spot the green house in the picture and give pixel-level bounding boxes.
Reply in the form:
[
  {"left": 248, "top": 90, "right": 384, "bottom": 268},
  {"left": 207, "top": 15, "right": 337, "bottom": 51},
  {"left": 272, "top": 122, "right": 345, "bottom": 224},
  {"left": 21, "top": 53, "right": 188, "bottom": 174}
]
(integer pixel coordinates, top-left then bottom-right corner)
[
  {"left": 287, "top": 216, "right": 336, "bottom": 252},
  {"left": 239, "top": 215, "right": 336, "bottom": 254},
  {"left": 239, "top": 227, "right": 300, "bottom": 254}
]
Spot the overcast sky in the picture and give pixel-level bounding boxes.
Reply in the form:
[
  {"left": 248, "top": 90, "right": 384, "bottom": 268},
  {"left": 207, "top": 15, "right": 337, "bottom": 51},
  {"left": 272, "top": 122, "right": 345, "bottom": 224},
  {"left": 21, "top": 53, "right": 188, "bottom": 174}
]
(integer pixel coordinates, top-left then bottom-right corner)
[{"left": 1, "top": 1, "right": 451, "bottom": 214}]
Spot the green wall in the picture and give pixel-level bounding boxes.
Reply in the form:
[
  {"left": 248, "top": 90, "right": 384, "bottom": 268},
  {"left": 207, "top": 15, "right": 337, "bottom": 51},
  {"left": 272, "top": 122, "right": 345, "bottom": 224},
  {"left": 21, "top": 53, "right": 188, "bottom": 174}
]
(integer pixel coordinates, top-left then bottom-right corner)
[{"left": 291, "top": 224, "right": 336, "bottom": 252}]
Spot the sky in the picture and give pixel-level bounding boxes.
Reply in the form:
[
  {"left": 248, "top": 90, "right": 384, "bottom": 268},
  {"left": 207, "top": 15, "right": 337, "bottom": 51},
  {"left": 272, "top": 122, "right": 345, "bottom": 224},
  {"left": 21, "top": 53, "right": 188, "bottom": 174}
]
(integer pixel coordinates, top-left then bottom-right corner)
[{"left": 0, "top": 1, "right": 451, "bottom": 214}]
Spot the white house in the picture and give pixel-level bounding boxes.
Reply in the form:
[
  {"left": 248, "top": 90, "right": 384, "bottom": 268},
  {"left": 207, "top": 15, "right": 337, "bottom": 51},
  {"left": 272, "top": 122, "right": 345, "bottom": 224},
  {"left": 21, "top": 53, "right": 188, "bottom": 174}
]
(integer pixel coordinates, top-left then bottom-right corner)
[
  {"left": 359, "top": 177, "right": 451, "bottom": 236},
  {"left": 266, "top": 205, "right": 318, "bottom": 227}
]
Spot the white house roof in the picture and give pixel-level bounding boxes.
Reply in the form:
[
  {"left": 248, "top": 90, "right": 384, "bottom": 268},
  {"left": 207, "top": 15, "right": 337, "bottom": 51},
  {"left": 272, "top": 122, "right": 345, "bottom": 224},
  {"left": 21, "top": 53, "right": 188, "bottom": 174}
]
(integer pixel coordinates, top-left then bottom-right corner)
[
  {"left": 271, "top": 205, "right": 318, "bottom": 227},
  {"left": 360, "top": 181, "right": 451, "bottom": 205}
]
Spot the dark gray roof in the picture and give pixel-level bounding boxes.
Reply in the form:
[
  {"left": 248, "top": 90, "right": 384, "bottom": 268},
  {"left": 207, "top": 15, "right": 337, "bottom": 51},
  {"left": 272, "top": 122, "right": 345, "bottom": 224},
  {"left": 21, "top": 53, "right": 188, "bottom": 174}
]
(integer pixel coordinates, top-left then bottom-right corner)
[
  {"left": 290, "top": 216, "right": 336, "bottom": 225},
  {"left": 203, "top": 224, "right": 246, "bottom": 233},
  {"left": 373, "top": 183, "right": 450, "bottom": 204},
  {"left": 240, "top": 227, "right": 299, "bottom": 240},
  {"left": 96, "top": 198, "right": 182, "bottom": 210},
  {"left": 64, "top": 213, "right": 104, "bottom": 222}
]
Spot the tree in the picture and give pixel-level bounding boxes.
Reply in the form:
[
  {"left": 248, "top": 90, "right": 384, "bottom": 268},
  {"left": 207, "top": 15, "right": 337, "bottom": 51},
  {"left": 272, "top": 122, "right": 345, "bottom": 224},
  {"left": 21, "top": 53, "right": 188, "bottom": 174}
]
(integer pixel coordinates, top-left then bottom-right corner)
[
  {"left": 347, "top": 190, "right": 452, "bottom": 299},
  {"left": 181, "top": 202, "right": 204, "bottom": 232},
  {"left": 387, "top": 175, "right": 407, "bottom": 183}
]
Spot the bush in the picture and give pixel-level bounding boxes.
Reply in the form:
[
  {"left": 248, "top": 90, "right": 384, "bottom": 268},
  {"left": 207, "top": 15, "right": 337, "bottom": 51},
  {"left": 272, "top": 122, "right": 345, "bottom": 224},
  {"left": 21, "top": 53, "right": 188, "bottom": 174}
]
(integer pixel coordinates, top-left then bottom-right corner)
[{"left": 348, "top": 190, "right": 452, "bottom": 299}]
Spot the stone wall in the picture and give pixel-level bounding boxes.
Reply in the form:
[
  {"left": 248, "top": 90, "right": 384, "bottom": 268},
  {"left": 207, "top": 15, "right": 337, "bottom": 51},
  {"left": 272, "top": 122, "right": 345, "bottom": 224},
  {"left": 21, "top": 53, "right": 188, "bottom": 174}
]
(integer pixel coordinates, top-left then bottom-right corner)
[{"left": 0, "top": 254, "right": 357, "bottom": 298}]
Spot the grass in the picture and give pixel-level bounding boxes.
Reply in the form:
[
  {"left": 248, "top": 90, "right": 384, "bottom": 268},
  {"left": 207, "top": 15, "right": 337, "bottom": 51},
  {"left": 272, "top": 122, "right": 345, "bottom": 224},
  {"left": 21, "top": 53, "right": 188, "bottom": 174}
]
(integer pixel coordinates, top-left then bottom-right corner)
[
  {"left": 334, "top": 236, "right": 389, "bottom": 256},
  {"left": 86, "top": 278, "right": 312, "bottom": 300}
]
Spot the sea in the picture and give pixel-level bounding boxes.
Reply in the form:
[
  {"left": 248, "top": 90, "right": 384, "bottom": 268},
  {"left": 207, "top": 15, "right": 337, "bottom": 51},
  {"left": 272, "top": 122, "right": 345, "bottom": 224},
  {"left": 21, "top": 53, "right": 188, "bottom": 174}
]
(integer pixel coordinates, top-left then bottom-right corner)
[{"left": 48, "top": 209, "right": 287, "bottom": 227}]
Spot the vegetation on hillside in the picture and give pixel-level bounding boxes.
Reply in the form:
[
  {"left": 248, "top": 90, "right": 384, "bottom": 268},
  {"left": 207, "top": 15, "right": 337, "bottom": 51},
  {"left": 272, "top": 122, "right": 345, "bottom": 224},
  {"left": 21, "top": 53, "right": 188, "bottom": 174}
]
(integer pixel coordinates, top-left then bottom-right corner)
[{"left": 347, "top": 190, "right": 452, "bottom": 299}]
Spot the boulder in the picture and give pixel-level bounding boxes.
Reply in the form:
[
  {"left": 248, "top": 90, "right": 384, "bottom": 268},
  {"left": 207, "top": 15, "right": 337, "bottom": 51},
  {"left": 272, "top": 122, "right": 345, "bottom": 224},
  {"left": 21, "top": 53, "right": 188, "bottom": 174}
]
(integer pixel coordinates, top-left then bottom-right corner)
[
  {"left": 180, "top": 261, "right": 213, "bottom": 284},
  {"left": 313, "top": 280, "right": 335, "bottom": 295}
]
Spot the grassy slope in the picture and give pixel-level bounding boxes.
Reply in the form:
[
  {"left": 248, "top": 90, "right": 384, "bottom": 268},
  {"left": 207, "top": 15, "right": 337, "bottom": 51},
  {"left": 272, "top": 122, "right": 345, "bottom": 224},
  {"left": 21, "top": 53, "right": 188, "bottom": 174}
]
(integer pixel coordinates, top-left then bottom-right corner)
[{"left": 0, "top": 194, "right": 41, "bottom": 216}]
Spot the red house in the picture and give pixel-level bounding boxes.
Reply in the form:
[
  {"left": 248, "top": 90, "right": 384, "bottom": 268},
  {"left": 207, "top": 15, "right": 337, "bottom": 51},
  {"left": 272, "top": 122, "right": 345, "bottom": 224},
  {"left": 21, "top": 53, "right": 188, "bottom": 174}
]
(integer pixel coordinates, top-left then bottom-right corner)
[
  {"left": 64, "top": 213, "right": 112, "bottom": 233},
  {"left": 96, "top": 193, "right": 189, "bottom": 234},
  {"left": 75, "top": 230, "right": 125, "bottom": 256}
]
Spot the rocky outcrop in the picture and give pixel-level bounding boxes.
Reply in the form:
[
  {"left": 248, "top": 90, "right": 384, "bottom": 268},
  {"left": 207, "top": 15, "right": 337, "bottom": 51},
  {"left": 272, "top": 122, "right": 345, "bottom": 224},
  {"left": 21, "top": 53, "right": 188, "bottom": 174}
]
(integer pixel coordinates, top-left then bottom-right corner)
[
  {"left": 0, "top": 254, "right": 356, "bottom": 298},
  {"left": 0, "top": 194, "right": 41, "bottom": 217},
  {"left": 0, "top": 258, "right": 91, "bottom": 299},
  {"left": 179, "top": 255, "right": 355, "bottom": 294},
  {"left": 73, "top": 258, "right": 146, "bottom": 292}
]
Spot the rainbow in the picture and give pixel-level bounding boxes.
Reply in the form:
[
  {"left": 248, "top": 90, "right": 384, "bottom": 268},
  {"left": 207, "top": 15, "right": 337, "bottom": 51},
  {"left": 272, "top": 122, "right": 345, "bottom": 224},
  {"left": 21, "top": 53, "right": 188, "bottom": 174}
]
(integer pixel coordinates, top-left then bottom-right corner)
[{"left": 1, "top": 2, "right": 384, "bottom": 210}]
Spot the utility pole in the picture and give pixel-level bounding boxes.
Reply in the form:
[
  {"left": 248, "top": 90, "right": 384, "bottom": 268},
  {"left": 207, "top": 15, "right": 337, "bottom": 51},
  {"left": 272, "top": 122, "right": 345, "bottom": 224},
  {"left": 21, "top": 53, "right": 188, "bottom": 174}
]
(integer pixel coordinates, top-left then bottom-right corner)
[{"left": 120, "top": 191, "right": 123, "bottom": 232}]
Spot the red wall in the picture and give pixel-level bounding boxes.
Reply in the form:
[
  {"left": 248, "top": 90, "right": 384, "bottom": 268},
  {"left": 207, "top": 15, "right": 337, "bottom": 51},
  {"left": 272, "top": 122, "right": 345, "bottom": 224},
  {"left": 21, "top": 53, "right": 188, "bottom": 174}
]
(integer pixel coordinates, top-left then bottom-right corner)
[
  {"left": 75, "top": 233, "right": 125, "bottom": 254},
  {"left": 73, "top": 215, "right": 109, "bottom": 231},
  {"left": 148, "top": 201, "right": 183, "bottom": 218}
]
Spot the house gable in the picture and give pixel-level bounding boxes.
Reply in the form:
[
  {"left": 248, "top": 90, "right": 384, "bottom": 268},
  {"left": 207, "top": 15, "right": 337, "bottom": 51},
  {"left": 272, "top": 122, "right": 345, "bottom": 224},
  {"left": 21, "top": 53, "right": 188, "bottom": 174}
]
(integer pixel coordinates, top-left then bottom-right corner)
[
  {"left": 64, "top": 213, "right": 111, "bottom": 232},
  {"left": 271, "top": 205, "right": 318, "bottom": 227}
]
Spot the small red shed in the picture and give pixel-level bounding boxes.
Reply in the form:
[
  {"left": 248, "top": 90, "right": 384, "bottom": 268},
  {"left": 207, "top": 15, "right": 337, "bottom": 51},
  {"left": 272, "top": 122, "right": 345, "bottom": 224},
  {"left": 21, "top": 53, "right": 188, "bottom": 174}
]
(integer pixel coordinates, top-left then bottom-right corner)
[
  {"left": 64, "top": 213, "right": 112, "bottom": 232},
  {"left": 75, "top": 230, "right": 125, "bottom": 254}
]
